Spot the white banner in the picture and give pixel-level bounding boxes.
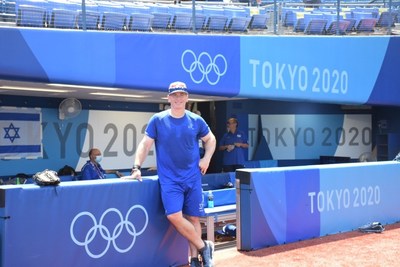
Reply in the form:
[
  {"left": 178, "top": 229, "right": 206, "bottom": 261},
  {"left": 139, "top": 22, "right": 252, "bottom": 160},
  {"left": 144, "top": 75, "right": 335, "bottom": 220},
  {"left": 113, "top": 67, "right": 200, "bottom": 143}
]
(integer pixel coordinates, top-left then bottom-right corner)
[
  {"left": 249, "top": 114, "right": 372, "bottom": 160},
  {"left": 76, "top": 110, "right": 155, "bottom": 170}
]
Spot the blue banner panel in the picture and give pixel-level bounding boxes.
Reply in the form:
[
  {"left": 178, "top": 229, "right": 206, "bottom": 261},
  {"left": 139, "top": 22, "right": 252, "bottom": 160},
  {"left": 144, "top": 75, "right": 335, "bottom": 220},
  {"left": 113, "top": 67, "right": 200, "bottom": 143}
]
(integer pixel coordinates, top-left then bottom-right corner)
[
  {"left": 0, "top": 28, "right": 49, "bottom": 81},
  {"left": 284, "top": 168, "right": 320, "bottom": 242},
  {"left": 114, "top": 34, "right": 240, "bottom": 96},
  {"left": 319, "top": 162, "right": 400, "bottom": 235},
  {"left": 0, "top": 178, "right": 187, "bottom": 267},
  {"left": 250, "top": 170, "right": 286, "bottom": 248},
  {"left": 238, "top": 161, "right": 400, "bottom": 251},
  {"left": 18, "top": 29, "right": 118, "bottom": 85},
  {"left": 368, "top": 37, "right": 400, "bottom": 105},
  {"left": 240, "top": 36, "right": 389, "bottom": 105},
  {"left": 0, "top": 28, "right": 240, "bottom": 97}
]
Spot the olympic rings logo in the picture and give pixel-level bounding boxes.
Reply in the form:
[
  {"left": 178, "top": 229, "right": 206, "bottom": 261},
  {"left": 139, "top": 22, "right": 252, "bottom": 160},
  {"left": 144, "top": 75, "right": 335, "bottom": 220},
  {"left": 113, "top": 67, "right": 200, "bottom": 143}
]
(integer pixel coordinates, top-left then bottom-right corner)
[
  {"left": 70, "top": 205, "right": 148, "bottom": 259},
  {"left": 181, "top": 50, "right": 228, "bottom": 85}
]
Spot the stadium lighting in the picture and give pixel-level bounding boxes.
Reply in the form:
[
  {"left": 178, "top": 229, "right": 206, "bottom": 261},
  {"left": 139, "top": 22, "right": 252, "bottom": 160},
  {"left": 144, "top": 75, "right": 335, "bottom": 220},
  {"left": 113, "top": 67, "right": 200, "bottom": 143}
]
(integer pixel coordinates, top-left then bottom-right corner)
[
  {"left": 48, "top": 83, "right": 119, "bottom": 90},
  {"left": 90, "top": 92, "right": 148, "bottom": 98},
  {"left": 0, "top": 86, "right": 69, "bottom": 93}
]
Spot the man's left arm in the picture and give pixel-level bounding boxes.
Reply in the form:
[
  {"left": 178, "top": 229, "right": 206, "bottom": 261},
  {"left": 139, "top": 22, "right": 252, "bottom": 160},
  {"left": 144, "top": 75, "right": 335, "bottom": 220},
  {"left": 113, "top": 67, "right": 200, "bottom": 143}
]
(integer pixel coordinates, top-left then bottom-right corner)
[{"left": 199, "top": 131, "right": 216, "bottom": 174}]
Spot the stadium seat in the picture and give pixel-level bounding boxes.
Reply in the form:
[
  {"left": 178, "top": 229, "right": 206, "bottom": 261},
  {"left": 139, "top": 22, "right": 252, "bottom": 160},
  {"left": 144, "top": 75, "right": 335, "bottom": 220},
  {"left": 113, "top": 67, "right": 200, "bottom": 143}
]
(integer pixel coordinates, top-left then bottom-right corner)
[
  {"left": 227, "top": 16, "right": 250, "bottom": 32},
  {"left": 129, "top": 13, "right": 154, "bottom": 31},
  {"left": 17, "top": 4, "right": 46, "bottom": 27},
  {"left": 50, "top": 8, "right": 77, "bottom": 29},
  {"left": 101, "top": 11, "right": 127, "bottom": 31},
  {"left": 356, "top": 18, "right": 377, "bottom": 32},
  {"left": 206, "top": 15, "right": 228, "bottom": 31},
  {"left": 304, "top": 19, "right": 328, "bottom": 34},
  {"left": 376, "top": 11, "right": 397, "bottom": 27},
  {"left": 343, "top": 18, "right": 356, "bottom": 32},
  {"left": 303, "top": 13, "right": 324, "bottom": 30},
  {"left": 353, "top": 11, "right": 374, "bottom": 27},
  {"left": 326, "top": 20, "right": 351, "bottom": 35},
  {"left": 1, "top": 0, "right": 16, "bottom": 22},
  {"left": 283, "top": 10, "right": 294, "bottom": 27},
  {"left": 224, "top": 6, "right": 246, "bottom": 26},
  {"left": 151, "top": 12, "right": 172, "bottom": 30},
  {"left": 193, "top": 13, "right": 206, "bottom": 31},
  {"left": 171, "top": 12, "right": 192, "bottom": 30},
  {"left": 77, "top": 10, "right": 100, "bottom": 30},
  {"left": 248, "top": 13, "right": 269, "bottom": 30},
  {"left": 322, "top": 13, "right": 344, "bottom": 30},
  {"left": 294, "top": 18, "right": 305, "bottom": 32}
]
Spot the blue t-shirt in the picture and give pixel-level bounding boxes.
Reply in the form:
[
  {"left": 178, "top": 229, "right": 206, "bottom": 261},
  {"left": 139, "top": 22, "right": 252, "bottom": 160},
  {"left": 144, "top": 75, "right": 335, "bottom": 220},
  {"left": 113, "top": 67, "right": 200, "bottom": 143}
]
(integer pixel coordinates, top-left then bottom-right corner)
[
  {"left": 219, "top": 130, "right": 248, "bottom": 165},
  {"left": 80, "top": 161, "right": 105, "bottom": 180},
  {"left": 145, "top": 110, "right": 210, "bottom": 184}
]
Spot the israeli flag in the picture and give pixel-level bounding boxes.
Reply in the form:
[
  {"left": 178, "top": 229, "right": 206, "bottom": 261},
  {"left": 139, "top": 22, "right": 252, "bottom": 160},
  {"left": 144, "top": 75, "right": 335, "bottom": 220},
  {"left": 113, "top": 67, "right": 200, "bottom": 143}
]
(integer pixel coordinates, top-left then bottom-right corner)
[{"left": 0, "top": 107, "right": 42, "bottom": 159}]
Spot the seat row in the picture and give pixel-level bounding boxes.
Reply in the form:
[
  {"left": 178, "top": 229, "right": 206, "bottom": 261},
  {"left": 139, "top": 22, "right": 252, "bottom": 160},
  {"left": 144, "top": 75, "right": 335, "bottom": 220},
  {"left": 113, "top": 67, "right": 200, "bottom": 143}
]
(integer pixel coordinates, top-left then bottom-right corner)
[
  {"left": 11, "top": 0, "right": 271, "bottom": 32},
  {"left": 284, "top": 8, "right": 398, "bottom": 35}
]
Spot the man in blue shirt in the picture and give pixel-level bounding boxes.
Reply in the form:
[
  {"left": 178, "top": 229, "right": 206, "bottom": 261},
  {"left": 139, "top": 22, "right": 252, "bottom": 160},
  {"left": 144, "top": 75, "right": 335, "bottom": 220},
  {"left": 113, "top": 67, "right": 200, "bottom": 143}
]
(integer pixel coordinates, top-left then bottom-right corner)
[
  {"left": 219, "top": 118, "right": 249, "bottom": 172},
  {"left": 125, "top": 81, "right": 217, "bottom": 267},
  {"left": 81, "top": 148, "right": 122, "bottom": 180}
]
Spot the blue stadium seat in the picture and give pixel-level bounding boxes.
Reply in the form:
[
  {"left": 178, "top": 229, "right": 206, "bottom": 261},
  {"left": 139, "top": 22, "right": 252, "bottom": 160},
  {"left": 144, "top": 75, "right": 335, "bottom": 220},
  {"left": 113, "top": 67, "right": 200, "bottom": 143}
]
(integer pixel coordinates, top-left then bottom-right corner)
[
  {"left": 46, "top": 0, "right": 81, "bottom": 28},
  {"left": 227, "top": 16, "right": 250, "bottom": 32},
  {"left": 343, "top": 18, "right": 356, "bottom": 32},
  {"left": 50, "top": 8, "right": 77, "bottom": 29},
  {"left": 77, "top": 10, "right": 100, "bottom": 30},
  {"left": 326, "top": 20, "right": 351, "bottom": 35},
  {"left": 172, "top": 12, "right": 192, "bottom": 30},
  {"left": 193, "top": 13, "right": 206, "bottom": 31},
  {"left": 202, "top": 6, "right": 225, "bottom": 28},
  {"left": 294, "top": 18, "right": 305, "bottom": 32},
  {"left": 322, "top": 13, "right": 344, "bottom": 30},
  {"left": 305, "top": 19, "right": 328, "bottom": 34},
  {"left": 17, "top": 4, "right": 46, "bottom": 27},
  {"left": 151, "top": 12, "right": 172, "bottom": 30},
  {"left": 206, "top": 15, "right": 228, "bottom": 31},
  {"left": 2, "top": 0, "right": 16, "bottom": 22},
  {"left": 248, "top": 13, "right": 269, "bottom": 30},
  {"left": 353, "top": 11, "right": 374, "bottom": 27},
  {"left": 376, "top": 11, "right": 397, "bottom": 27},
  {"left": 224, "top": 6, "right": 246, "bottom": 26},
  {"left": 101, "top": 11, "right": 127, "bottom": 30},
  {"left": 129, "top": 13, "right": 154, "bottom": 31},
  {"left": 356, "top": 18, "right": 377, "bottom": 32},
  {"left": 283, "top": 10, "right": 297, "bottom": 27}
]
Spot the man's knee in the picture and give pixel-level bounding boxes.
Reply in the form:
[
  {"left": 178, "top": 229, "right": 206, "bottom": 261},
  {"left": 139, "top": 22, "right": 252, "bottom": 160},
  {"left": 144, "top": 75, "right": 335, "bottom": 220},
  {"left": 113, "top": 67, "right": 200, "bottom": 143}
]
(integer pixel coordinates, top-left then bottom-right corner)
[{"left": 166, "top": 211, "right": 183, "bottom": 224}]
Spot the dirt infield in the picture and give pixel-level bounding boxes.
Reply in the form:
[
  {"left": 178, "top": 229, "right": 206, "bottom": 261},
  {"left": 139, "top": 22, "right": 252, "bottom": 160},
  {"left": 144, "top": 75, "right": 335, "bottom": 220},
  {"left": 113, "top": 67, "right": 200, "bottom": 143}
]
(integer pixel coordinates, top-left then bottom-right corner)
[{"left": 214, "top": 222, "right": 400, "bottom": 266}]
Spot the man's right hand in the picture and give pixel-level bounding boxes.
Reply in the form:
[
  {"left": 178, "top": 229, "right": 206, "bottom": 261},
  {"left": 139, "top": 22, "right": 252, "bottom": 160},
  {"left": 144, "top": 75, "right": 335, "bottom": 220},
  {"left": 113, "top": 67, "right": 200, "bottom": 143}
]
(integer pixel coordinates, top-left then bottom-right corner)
[{"left": 120, "top": 169, "right": 142, "bottom": 182}]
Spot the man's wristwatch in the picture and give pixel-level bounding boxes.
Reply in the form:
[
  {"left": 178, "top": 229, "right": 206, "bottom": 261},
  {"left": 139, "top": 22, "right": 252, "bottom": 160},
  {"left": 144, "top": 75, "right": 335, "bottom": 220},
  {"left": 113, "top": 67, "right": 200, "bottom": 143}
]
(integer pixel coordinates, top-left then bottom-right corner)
[{"left": 132, "top": 165, "right": 141, "bottom": 171}]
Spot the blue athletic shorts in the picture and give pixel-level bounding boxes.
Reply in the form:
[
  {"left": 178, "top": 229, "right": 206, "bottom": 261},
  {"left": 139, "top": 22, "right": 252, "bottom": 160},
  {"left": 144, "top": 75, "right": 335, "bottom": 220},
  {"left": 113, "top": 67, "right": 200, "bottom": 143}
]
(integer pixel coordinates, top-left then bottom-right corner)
[{"left": 160, "top": 178, "right": 205, "bottom": 216}]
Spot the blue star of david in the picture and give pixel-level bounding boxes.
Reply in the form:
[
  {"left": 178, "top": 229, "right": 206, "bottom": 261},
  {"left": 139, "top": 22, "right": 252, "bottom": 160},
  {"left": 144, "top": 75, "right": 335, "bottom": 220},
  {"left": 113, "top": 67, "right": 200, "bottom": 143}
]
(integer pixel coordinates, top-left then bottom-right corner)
[{"left": 3, "top": 123, "right": 20, "bottom": 143}]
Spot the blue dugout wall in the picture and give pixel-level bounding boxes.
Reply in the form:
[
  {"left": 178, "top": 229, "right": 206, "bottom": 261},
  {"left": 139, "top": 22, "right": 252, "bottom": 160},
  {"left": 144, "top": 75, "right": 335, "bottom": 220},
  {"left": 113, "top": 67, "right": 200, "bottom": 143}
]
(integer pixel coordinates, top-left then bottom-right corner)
[
  {"left": 0, "top": 177, "right": 188, "bottom": 267},
  {"left": 2, "top": 28, "right": 400, "bottom": 177},
  {"left": 236, "top": 161, "right": 400, "bottom": 251}
]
